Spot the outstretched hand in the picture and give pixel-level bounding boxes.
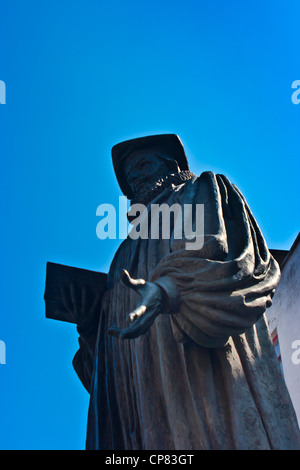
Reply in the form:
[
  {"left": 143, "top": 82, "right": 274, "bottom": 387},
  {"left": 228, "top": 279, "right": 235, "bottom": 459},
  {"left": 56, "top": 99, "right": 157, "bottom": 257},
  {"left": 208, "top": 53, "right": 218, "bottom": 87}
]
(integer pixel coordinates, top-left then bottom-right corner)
[{"left": 107, "top": 269, "right": 168, "bottom": 340}]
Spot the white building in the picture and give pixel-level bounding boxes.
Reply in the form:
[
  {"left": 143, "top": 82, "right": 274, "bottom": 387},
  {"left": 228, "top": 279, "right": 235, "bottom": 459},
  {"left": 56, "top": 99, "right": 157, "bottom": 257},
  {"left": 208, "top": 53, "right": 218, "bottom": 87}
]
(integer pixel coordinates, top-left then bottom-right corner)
[{"left": 267, "top": 233, "right": 300, "bottom": 426}]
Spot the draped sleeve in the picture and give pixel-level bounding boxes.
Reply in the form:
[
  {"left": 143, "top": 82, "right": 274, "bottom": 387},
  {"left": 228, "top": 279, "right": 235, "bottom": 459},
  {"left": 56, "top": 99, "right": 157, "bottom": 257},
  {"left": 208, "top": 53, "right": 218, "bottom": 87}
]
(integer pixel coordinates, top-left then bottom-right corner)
[
  {"left": 72, "top": 334, "right": 95, "bottom": 393},
  {"left": 150, "top": 171, "right": 281, "bottom": 348}
]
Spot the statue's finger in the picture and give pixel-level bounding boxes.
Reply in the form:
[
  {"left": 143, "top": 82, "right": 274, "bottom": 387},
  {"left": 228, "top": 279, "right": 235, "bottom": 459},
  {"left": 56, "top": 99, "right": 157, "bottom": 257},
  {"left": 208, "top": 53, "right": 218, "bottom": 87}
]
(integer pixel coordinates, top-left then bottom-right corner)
[
  {"left": 119, "top": 321, "right": 151, "bottom": 340},
  {"left": 108, "top": 304, "right": 160, "bottom": 340},
  {"left": 120, "top": 269, "right": 145, "bottom": 293},
  {"left": 128, "top": 305, "right": 147, "bottom": 323},
  {"left": 119, "top": 307, "right": 159, "bottom": 339}
]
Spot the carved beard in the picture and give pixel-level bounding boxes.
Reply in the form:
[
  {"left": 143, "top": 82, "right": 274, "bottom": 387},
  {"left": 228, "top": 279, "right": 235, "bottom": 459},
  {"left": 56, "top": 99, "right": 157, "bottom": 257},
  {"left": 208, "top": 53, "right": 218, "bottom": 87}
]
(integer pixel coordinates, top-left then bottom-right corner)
[{"left": 129, "top": 169, "right": 196, "bottom": 208}]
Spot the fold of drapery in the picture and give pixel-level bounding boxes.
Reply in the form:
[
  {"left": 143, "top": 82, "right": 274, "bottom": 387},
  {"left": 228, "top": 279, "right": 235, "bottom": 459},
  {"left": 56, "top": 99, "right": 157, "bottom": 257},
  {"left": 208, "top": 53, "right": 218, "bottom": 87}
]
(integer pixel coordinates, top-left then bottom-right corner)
[
  {"left": 150, "top": 172, "right": 280, "bottom": 347},
  {"left": 77, "top": 171, "right": 300, "bottom": 450}
]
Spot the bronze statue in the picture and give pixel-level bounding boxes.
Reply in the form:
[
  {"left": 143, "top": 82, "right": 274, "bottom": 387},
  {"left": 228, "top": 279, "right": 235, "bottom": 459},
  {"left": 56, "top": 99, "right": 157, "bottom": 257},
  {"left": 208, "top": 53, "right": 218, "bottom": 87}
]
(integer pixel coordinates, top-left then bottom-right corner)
[{"left": 45, "top": 134, "right": 300, "bottom": 450}]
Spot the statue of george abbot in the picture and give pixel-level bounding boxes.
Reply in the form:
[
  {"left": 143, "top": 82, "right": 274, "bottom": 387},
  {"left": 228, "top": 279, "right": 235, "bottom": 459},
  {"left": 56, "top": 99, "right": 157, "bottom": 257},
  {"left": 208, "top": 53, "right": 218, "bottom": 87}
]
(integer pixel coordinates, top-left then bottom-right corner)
[{"left": 45, "top": 134, "right": 300, "bottom": 450}]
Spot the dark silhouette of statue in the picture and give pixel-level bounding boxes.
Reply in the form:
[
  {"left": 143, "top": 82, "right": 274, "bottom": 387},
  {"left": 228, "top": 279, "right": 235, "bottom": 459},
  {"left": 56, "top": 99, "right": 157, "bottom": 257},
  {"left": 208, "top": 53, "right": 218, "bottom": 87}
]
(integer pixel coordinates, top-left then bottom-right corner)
[{"left": 45, "top": 134, "right": 300, "bottom": 450}]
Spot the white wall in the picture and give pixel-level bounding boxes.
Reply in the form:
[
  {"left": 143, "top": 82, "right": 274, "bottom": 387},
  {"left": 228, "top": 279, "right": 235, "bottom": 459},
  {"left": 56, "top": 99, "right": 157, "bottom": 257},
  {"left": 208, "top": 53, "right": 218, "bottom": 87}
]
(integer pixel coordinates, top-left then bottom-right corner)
[{"left": 267, "top": 236, "right": 300, "bottom": 426}]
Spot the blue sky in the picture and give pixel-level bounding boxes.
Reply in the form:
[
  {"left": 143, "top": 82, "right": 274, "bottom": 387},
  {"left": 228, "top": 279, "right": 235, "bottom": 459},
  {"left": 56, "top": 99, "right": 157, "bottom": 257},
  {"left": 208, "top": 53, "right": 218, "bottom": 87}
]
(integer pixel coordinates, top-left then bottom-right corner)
[{"left": 0, "top": 0, "right": 299, "bottom": 449}]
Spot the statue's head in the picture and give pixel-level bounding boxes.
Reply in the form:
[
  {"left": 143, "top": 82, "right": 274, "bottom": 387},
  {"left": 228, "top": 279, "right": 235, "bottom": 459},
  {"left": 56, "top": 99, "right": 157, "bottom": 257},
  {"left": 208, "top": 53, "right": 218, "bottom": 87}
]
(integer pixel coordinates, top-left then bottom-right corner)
[
  {"left": 111, "top": 134, "right": 189, "bottom": 199},
  {"left": 124, "top": 150, "right": 181, "bottom": 195}
]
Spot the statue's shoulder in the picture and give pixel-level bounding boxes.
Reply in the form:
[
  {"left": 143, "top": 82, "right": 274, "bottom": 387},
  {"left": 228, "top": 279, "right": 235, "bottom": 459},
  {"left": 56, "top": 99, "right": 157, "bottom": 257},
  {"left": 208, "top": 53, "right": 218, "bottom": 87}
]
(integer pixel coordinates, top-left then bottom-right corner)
[
  {"left": 196, "top": 170, "right": 225, "bottom": 179},
  {"left": 185, "top": 171, "right": 239, "bottom": 197},
  {"left": 194, "top": 171, "right": 233, "bottom": 185},
  {"left": 188, "top": 170, "right": 220, "bottom": 185}
]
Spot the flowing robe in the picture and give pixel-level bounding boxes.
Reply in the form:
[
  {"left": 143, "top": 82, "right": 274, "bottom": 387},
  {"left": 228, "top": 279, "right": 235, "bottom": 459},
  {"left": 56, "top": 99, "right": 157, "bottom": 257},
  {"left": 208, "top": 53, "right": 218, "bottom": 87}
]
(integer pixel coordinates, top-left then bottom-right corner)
[{"left": 73, "top": 171, "right": 300, "bottom": 450}]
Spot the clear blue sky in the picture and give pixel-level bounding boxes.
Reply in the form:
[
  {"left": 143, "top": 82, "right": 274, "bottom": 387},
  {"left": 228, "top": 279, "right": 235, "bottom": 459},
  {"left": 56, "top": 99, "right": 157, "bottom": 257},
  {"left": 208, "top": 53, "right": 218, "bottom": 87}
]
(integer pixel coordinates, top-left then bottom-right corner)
[{"left": 0, "top": 0, "right": 299, "bottom": 449}]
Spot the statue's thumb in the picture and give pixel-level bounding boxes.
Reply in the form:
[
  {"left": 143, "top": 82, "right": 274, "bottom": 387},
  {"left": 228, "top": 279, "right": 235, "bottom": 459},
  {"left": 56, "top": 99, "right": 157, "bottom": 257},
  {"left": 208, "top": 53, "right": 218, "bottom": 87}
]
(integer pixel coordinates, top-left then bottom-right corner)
[{"left": 120, "top": 269, "right": 145, "bottom": 293}]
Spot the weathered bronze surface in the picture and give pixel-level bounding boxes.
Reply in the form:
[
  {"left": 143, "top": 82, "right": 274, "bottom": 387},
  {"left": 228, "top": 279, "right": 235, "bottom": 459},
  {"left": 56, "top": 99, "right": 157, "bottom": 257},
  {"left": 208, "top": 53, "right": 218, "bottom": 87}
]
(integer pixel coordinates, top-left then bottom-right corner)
[{"left": 45, "top": 134, "right": 300, "bottom": 450}]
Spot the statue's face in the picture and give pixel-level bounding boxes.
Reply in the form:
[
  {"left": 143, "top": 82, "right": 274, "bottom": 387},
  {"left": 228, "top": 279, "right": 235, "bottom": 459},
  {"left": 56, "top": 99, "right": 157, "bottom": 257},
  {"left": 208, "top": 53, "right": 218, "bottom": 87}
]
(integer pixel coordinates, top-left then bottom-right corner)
[{"left": 125, "top": 152, "right": 177, "bottom": 194}]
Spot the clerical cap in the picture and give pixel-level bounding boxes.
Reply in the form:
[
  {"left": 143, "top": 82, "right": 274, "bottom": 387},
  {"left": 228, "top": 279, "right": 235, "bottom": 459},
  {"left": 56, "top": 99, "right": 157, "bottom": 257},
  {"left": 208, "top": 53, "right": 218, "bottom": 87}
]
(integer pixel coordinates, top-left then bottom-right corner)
[{"left": 111, "top": 134, "right": 189, "bottom": 199}]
